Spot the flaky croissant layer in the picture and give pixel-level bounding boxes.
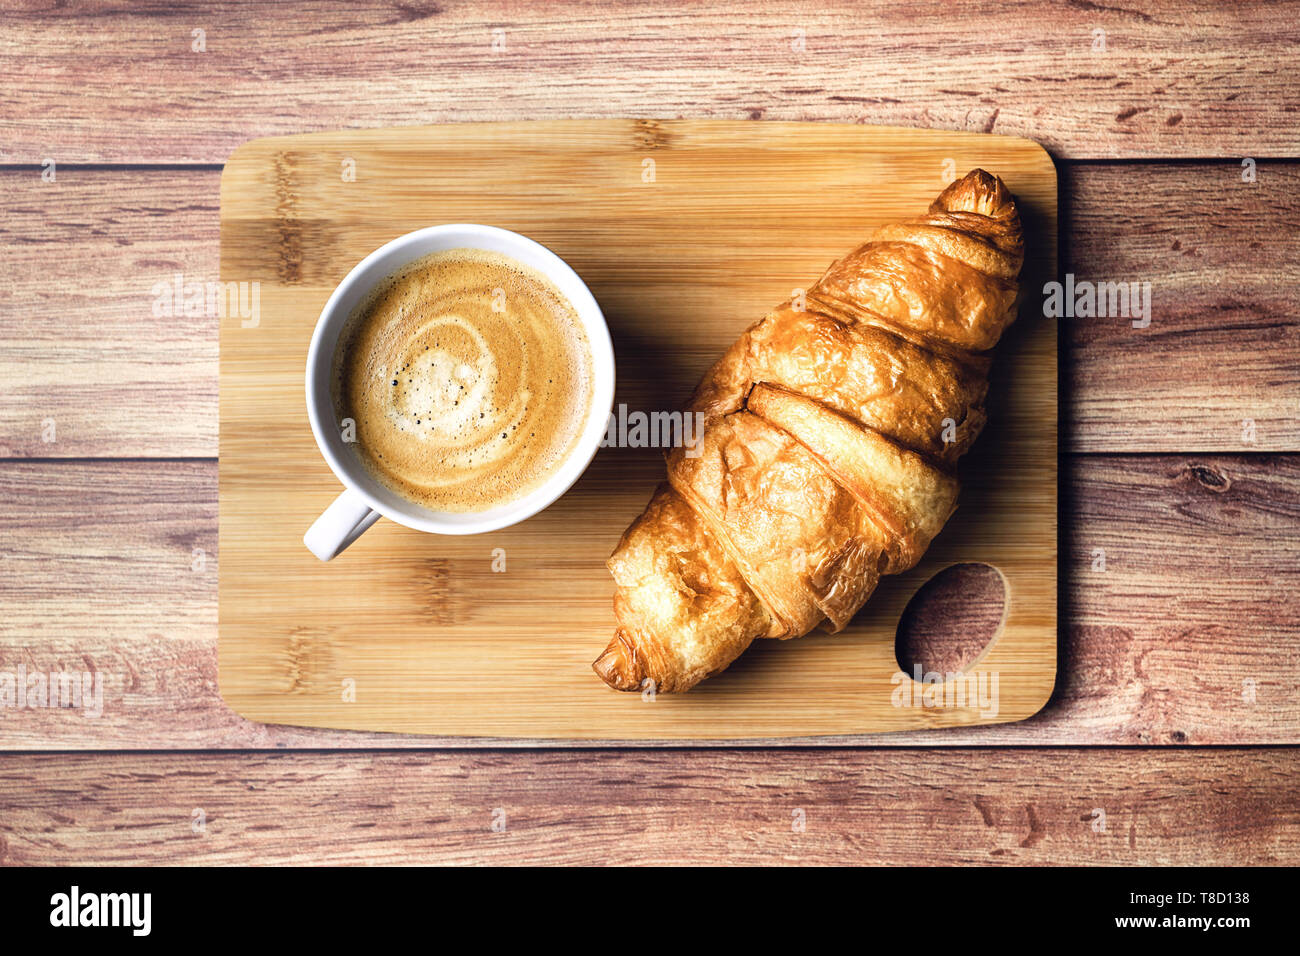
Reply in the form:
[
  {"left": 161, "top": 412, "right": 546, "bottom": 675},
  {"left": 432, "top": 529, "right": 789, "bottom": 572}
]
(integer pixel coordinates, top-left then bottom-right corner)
[{"left": 594, "top": 170, "right": 1025, "bottom": 693}]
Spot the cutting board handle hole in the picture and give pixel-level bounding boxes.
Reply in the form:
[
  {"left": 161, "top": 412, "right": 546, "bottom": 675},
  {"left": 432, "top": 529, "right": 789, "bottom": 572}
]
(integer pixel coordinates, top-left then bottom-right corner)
[{"left": 895, "top": 562, "right": 1007, "bottom": 677}]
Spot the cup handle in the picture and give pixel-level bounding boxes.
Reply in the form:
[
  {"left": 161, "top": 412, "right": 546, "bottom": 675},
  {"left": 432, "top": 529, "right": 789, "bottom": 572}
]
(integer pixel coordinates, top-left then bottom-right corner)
[{"left": 304, "top": 488, "right": 382, "bottom": 561}]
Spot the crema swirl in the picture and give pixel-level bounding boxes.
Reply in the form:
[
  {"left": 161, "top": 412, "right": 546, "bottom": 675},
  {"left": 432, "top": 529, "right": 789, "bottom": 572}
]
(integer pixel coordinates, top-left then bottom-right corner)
[{"left": 331, "top": 248, "right": 594, "bottom": 512}]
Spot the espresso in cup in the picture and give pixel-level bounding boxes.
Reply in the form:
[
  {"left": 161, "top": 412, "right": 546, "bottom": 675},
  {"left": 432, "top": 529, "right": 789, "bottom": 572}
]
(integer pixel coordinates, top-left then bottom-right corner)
[{"left": 330, "top": 248, "right": 595, "bottom": 513}]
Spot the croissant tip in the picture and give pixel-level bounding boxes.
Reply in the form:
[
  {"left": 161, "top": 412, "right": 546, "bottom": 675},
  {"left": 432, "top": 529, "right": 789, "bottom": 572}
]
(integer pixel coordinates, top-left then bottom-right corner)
[
  {"left": 935, "top": 168, "right": 1015, "bottom": 219},
  {"left": 593, "top": 631, "right": 644, "bottom": 691}
]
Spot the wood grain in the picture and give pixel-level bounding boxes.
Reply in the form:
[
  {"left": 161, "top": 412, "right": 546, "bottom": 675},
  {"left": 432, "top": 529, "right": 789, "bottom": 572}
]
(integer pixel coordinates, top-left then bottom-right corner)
[
  {"left": 0, "top": 455, "right": 1294, "bottom": 748},
  {"left": 0, "top": 749, "right": 1294, "bottom": 864},
  {"left": 1066, "top": 162, "right": 1300, "bottom": 452},
  {"left": 217, "top": 121, "right": 1058, "bottom": 738},
  {"left": 2, "top": 1, "right": 1297, "bottom": 163},
  {"left": 2, "top": 162, "right": 1293, "bottom": 458},
  {"left": 0, "top": 0, "right": 1292, "bottom": 867},
  {"left": 0, "top": 168, "right": 217, "bottom": 458}
]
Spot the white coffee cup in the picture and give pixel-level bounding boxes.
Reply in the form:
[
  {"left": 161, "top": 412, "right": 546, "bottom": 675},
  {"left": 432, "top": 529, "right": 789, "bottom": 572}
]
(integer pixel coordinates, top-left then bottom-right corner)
[{"left": 303, "top": 225, "right": 616, "bottom": 561}]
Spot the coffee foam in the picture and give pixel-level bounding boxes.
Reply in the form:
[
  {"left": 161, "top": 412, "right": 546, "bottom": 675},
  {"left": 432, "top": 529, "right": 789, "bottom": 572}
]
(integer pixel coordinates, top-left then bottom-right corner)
[{"left": 331, "top": 247, "right": 594, "bottom": 512}]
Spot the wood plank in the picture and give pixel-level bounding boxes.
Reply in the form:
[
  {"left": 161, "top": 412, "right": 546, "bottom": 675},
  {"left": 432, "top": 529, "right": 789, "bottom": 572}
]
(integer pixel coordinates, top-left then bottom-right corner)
[
  {"left": 1, "top": 1, "right": 1297, "bottom": 163},
  {"left": 0, "top": 455, "right": 1295, "bottom": 747},
  {"left": 0, "top": 749, "right": 1294, "bottom": 864},
  {"left": 1066, "top": 162, "right": 1300, "bottom": 452},
  {"left": 0, "top": 168, "right": 217, "bottom": 458},
  {"left": 1, "top": 162, "right": 1293, "bottom": 459}
]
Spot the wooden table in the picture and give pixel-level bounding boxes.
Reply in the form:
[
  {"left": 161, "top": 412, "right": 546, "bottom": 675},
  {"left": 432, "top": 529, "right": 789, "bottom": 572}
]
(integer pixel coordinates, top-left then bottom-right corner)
[{"left": 0, "top": 0, "right": 1297, "bottom": 865}]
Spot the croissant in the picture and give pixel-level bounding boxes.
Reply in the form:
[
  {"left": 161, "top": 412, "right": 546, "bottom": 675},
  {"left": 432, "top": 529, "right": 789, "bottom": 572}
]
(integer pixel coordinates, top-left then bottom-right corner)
[{"left": 595, "top": 169, "right": 1025, "bottom": 693}]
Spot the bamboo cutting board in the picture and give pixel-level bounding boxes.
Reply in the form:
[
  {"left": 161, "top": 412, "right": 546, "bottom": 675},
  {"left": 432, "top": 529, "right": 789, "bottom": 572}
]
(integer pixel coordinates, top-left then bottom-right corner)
[{"left": 219, "top": 120, "right": 1056, "bottom": 738}]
